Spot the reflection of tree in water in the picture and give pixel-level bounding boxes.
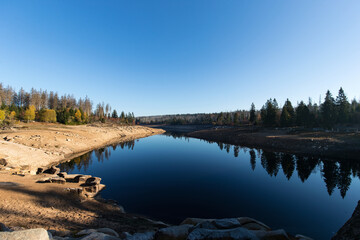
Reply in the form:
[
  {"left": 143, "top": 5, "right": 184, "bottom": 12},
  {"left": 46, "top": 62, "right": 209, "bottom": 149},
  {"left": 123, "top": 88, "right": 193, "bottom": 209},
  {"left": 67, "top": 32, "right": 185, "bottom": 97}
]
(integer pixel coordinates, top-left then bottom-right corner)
[
  {"left": 249, "top": 149, "right": 256, "bottom": 171},
  {"left": 280, "top": 153, "right": 295, "bottom": 180},
  {"left": 234, "top": 146, "right": 239, "bottom": 158},
  {"left": 338, "top": 161, "right": 352, "bottom": 198},
  {"left": 322, "top": 161, "right": 339, "bottom": 196},
  {"left": 296, "top": 156, "right": 320, "bottom": 182},
  {"left": 214, "top": 140, "right": 360, "bottom": 198},
  {"left": 163, "top": 132, "right": 190, "bottom": 141},
  {"left": 59, "top": 140, "right": 135, "bottom": 172},
  {"left": 261, "top": 151, "right": 281, "bottom": 177}
]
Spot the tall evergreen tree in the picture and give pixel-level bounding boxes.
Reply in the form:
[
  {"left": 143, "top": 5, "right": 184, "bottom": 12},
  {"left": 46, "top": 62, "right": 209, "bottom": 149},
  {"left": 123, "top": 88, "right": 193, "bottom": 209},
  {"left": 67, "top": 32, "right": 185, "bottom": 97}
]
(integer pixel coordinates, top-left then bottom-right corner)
[
  {"left": 112, "top": 109, "right": 118, "bottom": 118},
  {"left": 321, "top": 90, "right": 337, "bottom": 129},
  {"left": 249, "top": 103, "right": 256, "bottom": 124},
  {"left": 280, "top": 99, "right": 295, "bottom": 127},
  {"left": 260, "top": 99, "right": 278, "bottom": 127},
  {"left": 336, "top": 87, "right": 350, "bottom": 124}
]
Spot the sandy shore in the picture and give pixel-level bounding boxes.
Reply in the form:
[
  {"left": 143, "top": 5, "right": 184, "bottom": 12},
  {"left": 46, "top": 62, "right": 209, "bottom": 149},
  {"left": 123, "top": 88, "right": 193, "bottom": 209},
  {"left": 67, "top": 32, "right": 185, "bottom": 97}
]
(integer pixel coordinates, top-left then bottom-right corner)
[
  {"left": 0, "top": 172, "right": 167, "bottom": 233},
  {"left": 0, "top": 122, "right": 166, "bottom": 232},
  {"left": 0, "top": 122, "right": 165, "bottom": 170}
]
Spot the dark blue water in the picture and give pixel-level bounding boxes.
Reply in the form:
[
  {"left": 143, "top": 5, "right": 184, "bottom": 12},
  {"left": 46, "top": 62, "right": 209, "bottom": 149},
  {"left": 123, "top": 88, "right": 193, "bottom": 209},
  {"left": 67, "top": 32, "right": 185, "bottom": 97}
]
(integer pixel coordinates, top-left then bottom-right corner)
[{"left": 59, "top": 134, "right": 360, "bottom": 239}]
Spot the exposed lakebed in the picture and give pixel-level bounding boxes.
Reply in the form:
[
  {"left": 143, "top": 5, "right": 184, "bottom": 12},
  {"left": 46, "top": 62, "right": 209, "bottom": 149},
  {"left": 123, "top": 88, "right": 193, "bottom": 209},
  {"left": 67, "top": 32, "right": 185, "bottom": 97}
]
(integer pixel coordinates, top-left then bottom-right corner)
[{"left": 59, "top": 133, "right": 360, "bottom": 239}]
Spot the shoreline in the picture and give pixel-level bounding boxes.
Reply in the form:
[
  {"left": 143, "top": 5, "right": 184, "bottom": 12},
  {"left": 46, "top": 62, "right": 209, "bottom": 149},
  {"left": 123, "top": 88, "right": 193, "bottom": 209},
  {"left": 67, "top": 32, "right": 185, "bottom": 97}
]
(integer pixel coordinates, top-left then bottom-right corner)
[
  {"left": 0, "top": 122, "right": 165, "bottom": 171},
  {"left": 0, "top": 123, "right": 354, "bottom": 239},
  {"left": 0, "top": 122, "right": 168, "bottom": 234},
  {"left": 185, "top": 126, "right": 360, "bottom": 160}
]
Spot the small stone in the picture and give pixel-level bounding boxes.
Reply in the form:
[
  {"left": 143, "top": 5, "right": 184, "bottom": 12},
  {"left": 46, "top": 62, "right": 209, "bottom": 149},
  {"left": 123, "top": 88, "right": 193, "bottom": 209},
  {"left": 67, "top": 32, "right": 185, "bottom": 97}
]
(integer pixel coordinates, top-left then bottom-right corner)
[{"left": 0, "top": 222, "right": 11, "bottom": 232}]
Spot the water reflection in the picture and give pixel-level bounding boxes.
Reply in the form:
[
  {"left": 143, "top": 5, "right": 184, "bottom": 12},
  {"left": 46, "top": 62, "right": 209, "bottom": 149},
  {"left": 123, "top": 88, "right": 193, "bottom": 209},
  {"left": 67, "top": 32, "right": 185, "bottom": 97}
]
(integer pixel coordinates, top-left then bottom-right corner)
[
  {"left": 209, "top": 141, "right": 359, "bottom": 199},
  {"left": 60, "top": 135, "right": 360, "bottom": 199},
  {"left": 60, "top": 140, "right": 135, "bottom": 173}
]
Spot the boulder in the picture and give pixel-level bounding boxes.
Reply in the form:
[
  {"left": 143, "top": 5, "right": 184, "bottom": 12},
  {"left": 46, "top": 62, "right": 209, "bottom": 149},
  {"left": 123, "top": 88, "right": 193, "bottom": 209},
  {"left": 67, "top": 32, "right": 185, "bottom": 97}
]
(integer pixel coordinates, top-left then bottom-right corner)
[
  {"left": 253, "top": 229, "right": 290, "bottom": 240},
  {"left": 83, "top": 184, "right": 106, "bottom": 198},
  {"left": 212, "top": 218, "right": 242, "bottom": 229},
  {"left": 48, "top": 229, "right": 72, "bottom": 237},
  {"left": 295, "top": 234, "right": 313, "bottom": 240},
  {"left": 155, "top": 224, "right": 193, "bottom": 240},
  {"left": 44, "top": 166, "right": 60, "bottom": 175},
  {"left": 73, "top": 175, "right": 92, "bottom": 183},
  {"left": 181, "top": 218, "right": 214, "bottom": 226},
  {"left": 125, "top": 231, "right": 155, "bottom": 240},
  {"left": 76, "top": 229, "right": 97, "bottom": 236},
  {"left": 238, "top": 217, "right": 271, "bottom": 231},
  {"left": 193, "top": 221, "right": 217, "bottom": 230},
  {"left": 79, "top": 232, "right": 120, "bottom": 240},
  {"left": 58, "top": 172, "right": 68, "bottom": 178},
  {"left": 85, "top": 177, "right": 102, "bottom": 185},
  {"left": 187, "top": 227, "right": 259, "bottom": 240},
  {"left": 97, "top": 228, "right": 119, "bottom": 237},
  {"left": 0, "top": 228, "right": 51, "bottom": 240},
  {"left": 332, "top": 200, "right": 360, "bottom": 240},
  {"left": 50, "top": 177, "right": 66, "bottom": 184}
]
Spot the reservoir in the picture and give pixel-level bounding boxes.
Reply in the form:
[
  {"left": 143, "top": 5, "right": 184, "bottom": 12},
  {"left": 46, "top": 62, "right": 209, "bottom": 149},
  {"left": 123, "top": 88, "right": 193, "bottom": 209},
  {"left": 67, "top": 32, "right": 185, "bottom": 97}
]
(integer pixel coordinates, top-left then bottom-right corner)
[{"left": 59, "top": 133, "right": 360, "bottom": 239}]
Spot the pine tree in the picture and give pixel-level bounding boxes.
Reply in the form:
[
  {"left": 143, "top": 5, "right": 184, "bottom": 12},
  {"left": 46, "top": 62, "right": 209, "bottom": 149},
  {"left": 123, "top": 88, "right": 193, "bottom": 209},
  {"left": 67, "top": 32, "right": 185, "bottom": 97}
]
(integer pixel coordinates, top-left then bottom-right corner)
[
  {"left": 321, "top": 90, "right": 337, "bottom": 129},
  {"left": 249, "top": 103, "right": 256, "bottom": 124},
  {"left": 112, "top": 109, "right": 118, "bottom": 118},
  {"left": 336, "top": 87, "right": 350, "bottom": 124},
  {"left": 280, "top": 99, "right": 295, "bottom": 127},
  {"left": 296, "top": 101, "right": 310, "bottom": 127}
]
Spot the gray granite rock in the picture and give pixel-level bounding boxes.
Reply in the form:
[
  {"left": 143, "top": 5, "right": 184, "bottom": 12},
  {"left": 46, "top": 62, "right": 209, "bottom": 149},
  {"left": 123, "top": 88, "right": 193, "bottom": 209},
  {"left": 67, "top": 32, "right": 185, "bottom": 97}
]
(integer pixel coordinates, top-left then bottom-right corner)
[
  {"left": 180, "top": 218, "right": 214, "bottom": 226},
  {"left": 212, "top": 218, "right": 242, "bottom": 229},
  {"left": 80, "top": 232, "right": 120, "bottom": 240},
  {"left": 187, "top": 227, "right": 259, "bottom": 240},
  {"left": 97, "top": 228, "right": 119, "bottom": 237},
  {"left": 125, "top": 231, "right": 155, "bottom": 240},
  {"left": 155, "top": 224, "right": 193, "bottom": 240},
  {"left": 253, "top": 229, "right": 290, "bottom": 240},
  {"left": 0, "top": 228, "right": 51, "bottom": 240}
]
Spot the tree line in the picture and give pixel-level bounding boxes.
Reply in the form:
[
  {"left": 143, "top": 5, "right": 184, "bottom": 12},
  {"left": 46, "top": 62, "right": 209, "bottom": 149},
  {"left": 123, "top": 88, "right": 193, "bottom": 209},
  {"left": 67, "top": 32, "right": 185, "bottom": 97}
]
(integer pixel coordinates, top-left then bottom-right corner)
[
  {"left": 138, "top": 87, "right": 359, "bottom": 129},
  {"left": 259, "top": 87, "right": 359, "bottom": 129},
  {"left": 0, "top": 83, "right": 135, "bottom": 125}
]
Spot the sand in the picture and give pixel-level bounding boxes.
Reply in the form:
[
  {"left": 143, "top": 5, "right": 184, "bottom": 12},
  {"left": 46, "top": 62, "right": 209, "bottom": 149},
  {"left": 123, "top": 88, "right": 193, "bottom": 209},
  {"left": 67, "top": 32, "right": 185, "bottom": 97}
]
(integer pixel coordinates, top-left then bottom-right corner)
[
  {"left": 0, "top": 122, "right": 165, "bottom": 170},
  {"left": 0, "top": 122, "right": 166, "bottom": 232}
]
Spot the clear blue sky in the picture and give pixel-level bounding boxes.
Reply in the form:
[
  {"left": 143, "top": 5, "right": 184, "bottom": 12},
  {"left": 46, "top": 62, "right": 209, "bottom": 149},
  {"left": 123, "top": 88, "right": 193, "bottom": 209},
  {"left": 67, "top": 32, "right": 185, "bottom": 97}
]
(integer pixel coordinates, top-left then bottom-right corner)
[{"left": 0, "top": 1, "right": 359, "bottom": 116}]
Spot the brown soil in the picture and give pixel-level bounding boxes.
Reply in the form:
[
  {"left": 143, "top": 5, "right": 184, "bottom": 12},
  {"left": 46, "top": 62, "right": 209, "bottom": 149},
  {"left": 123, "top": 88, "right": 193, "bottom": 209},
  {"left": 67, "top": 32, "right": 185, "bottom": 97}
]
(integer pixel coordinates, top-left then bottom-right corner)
[
  {"left": 0, "top": 122, "right": 166, "bottom": 233},
  {"left": 188, "top": 126, "right": 360, "bottom": 160},
  {"left": 0, "top": 172, "right": 166, "bottom": 233}
]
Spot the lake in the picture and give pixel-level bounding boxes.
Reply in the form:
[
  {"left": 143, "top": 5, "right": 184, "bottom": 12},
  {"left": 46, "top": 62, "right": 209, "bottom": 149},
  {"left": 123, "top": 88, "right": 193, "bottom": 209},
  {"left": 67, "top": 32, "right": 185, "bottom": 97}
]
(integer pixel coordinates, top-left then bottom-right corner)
[{"left": 59, "top": 133, "right": 360, "bottom": 239}]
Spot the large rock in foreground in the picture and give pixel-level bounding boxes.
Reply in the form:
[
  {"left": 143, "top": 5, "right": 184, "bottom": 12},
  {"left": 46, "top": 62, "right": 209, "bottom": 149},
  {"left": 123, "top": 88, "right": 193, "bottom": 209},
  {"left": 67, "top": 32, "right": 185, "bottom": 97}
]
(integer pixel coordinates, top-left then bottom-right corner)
[
  {"left": 332, "top": 200, "right": 360, "bottom": 240},
  {"left": 0, "top": 228, "right": 51, "bottom": 240}
]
